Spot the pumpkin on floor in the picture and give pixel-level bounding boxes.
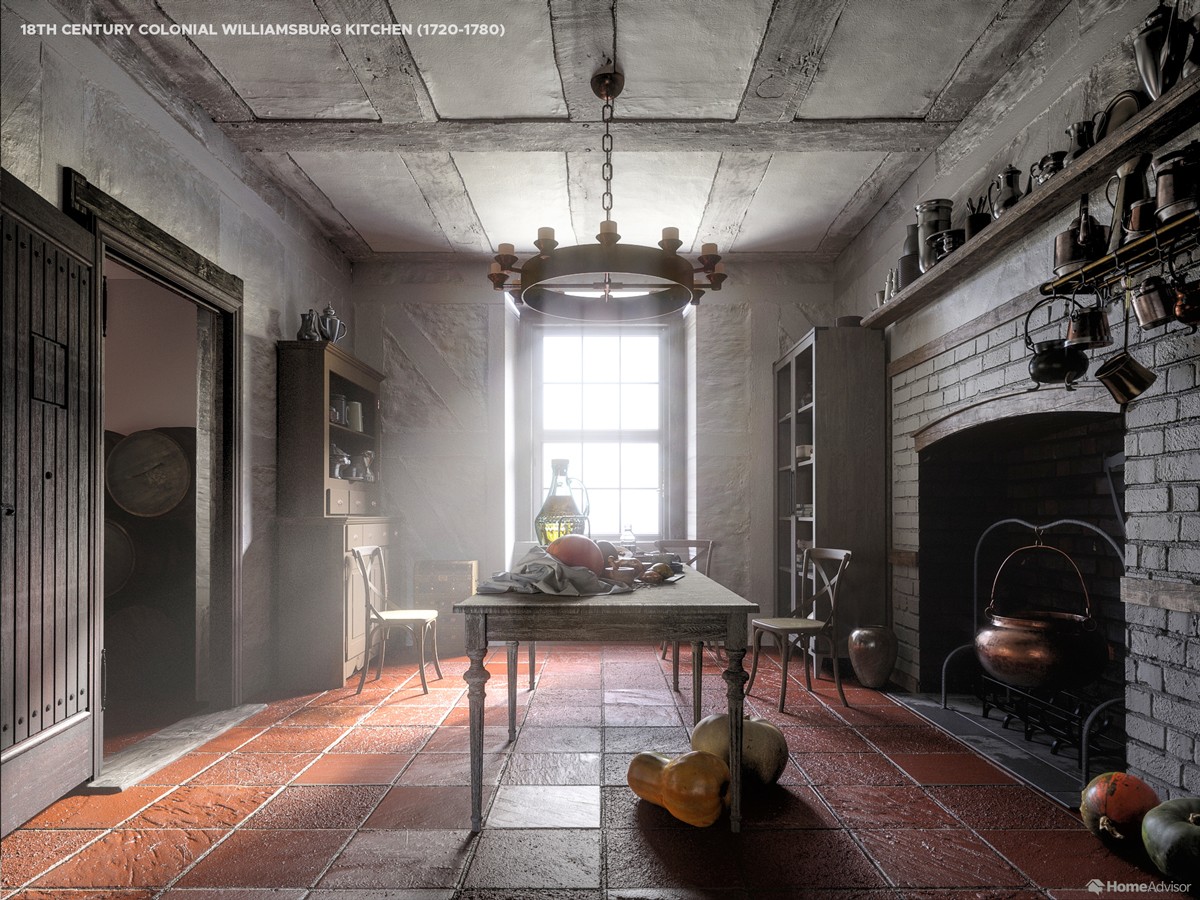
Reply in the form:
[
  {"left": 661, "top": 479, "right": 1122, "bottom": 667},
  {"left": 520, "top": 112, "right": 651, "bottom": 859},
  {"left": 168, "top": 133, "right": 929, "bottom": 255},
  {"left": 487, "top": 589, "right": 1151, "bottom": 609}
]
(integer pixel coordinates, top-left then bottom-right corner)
[
  {"left": 626, "top": 749, "right": 730, "bottom": 827},
  {"left": 1081, "top": 771, "right": 1160, "bottom": 843},
  {"left": 1141, "top": 797, "right": 1200, "bottom": 881},
  {"left": 690, "top": 713, "right": 789, "bottom": 785}
]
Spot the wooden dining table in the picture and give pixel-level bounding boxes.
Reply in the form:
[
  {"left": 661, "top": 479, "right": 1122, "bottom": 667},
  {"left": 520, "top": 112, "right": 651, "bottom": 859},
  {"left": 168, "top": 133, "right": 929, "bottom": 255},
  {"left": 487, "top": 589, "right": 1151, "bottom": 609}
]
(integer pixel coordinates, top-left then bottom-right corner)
[{"left": 454, "top": 569, "right": 759, "bottom": 832}]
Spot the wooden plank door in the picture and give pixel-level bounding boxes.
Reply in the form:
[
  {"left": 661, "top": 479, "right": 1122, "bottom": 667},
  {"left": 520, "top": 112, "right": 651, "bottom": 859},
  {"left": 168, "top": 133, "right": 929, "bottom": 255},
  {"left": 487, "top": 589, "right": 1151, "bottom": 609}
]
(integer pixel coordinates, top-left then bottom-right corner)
[{"left": 1, "top": 169, "right": 100, "bottom": 836}]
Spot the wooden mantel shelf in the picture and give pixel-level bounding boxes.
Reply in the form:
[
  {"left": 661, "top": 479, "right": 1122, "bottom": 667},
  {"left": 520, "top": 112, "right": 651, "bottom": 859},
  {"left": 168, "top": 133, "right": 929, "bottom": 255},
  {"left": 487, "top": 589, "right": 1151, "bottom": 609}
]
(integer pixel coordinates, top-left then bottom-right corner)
[{"left": 862, "top": 73, "right": 1200, "bottom": 330}]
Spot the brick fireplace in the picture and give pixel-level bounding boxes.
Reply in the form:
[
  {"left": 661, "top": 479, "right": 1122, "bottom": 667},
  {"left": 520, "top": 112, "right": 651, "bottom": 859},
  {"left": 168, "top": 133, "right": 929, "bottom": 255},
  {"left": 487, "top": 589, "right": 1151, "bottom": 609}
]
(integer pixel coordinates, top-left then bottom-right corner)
[{"left": 887, "top": 287, "right": 1200, "bottom": 800}]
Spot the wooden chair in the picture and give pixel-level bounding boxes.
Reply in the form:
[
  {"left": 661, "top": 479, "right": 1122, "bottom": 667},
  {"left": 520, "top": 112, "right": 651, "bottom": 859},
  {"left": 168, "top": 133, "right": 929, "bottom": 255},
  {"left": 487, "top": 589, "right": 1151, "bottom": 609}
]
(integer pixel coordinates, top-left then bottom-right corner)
[
  {"left": 747, "top": 547, "right": 851, "bottom": 709},
  {"left": 352, "top": 545, "right": 442, "bottom": 694},
  {"left": 655, "top": 540, "right": 715, "bottom": 699}
]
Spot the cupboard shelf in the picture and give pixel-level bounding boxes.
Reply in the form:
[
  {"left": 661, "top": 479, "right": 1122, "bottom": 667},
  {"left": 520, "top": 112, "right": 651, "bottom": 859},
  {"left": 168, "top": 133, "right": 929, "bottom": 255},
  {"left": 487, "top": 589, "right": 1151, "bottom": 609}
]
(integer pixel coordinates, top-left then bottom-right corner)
[
  {"left": 862, "top": 74, "right": 1200, "bottom": 330},
  {"left": 773, "top": 327, "right": 886, "bottom": 648}
]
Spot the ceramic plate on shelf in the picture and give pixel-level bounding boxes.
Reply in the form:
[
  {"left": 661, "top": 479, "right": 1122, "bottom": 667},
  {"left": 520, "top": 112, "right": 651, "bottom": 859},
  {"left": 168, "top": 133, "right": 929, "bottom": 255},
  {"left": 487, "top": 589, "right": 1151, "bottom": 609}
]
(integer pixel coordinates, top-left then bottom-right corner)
[{"left": 1096, "top": 89, "right": 1148, "bottom": 141}]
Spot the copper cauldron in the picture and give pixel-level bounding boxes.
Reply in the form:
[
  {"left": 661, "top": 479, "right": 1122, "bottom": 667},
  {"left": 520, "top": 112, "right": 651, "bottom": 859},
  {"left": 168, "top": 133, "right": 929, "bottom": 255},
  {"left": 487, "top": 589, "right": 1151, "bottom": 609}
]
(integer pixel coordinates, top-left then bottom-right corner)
[{"left": 974, "top": 544, "right": 1109, "bottom": 690}]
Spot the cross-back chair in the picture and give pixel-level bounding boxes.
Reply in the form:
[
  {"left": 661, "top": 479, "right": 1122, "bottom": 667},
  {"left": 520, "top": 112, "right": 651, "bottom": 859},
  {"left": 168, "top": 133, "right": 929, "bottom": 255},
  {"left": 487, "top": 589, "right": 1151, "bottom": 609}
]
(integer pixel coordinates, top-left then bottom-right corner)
[
  {"left": 352, "top": 545, "right": 442, "bottom": 695},
  {"left": 747, "top": 547, "right": 851, "bottom": 708}
]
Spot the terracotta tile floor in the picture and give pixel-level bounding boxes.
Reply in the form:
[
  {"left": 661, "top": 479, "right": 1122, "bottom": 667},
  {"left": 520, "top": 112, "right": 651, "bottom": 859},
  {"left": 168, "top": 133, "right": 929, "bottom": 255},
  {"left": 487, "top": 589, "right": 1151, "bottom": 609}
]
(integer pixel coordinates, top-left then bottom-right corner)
[{"left": 1, "top": 642, "right": 1191, "bottom": 899}]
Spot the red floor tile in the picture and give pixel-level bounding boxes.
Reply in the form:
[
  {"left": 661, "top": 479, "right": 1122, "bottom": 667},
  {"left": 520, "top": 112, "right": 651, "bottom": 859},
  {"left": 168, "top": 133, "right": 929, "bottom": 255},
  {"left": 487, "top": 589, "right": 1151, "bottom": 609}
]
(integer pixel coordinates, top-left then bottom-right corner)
[
  {"left": 292, "top": 752, "right": 412, "bottom": 785},
  {"left": 398, "top": 751, "right": 506, "bottom": 786},
  {"left": 889, "top": 752, "right": 1017, "bottom": 786},
  {"left": 779, "top": 725, "right": 872, "bottom": 752},
  {"left": 188, "top": 751, "right": 318, "bottom": 786},
  {"left": 856, "top": 828, "right": 1029, "bottom": 888},
  {"left": 10, "top": 889, "right": 158, "bottom": 899},
  {"left": 927, "top": 785, "right": 1083, "bottom": 830},
  {"left": 243, "top": 784, "right": 387, "bottom": 829},
  {"left": 136, "top": 752, "right": 221, "bottom": 786},
  {"left": 364, "top": 785, "right": 487, "bottom": 829},
  {"left": 739, "top": 783, "right": 842, "bottom": 829},
  {"left": 792, "top": 751, "right": 911, "bottom": 785},
  {"left": 422, "top": 725, "right": 515, "bottom": 753},
  {"left": 818, "top": 784, "right": 960, "bottom": 829},
  {"left": 327, "top": 725, "right": 434, "bottom": 754},
  {"left": 362, "top": 704, "right": 451, "bottom": 726},
  {"left": 604, "top": 826, "right": 745, "bottom": 890},
  {"left": 33, "top": 829, "right": 223, "bottom": 889},
  {"left": 125, "top": 785, "right": 275, "bottom": 829},
  {"left": 237, "top": 725, "right": 348, "bottom": 752},
  {"left": 857, "top": 724, "right": 972, "bottom": 754},
  {"left": 196, "top": 725, "right": 261, "bottom": 752},
  {"left": 22, "top": 787, "right": 165, "bottom": 829},
  {"left": 981, "top": 828, "right": 1174, "bottom": 891},
  {"left": 280, "top": 706, "right": 371, "bottom": 727},
  {"left": 740, "top": 827, "right": 890, "bottom": 891},
  {"left": 0, "top": 829, "right": 104, "bottom": 888},
  {"left": 175, "top": 829, "right": 351, "bottom": 889}
]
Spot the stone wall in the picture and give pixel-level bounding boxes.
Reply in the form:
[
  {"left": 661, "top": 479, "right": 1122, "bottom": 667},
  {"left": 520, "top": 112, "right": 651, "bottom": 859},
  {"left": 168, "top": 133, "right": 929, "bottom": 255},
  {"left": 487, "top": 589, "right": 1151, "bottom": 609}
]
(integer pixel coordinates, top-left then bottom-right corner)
[
  {"left": 2, "top": 0, "right": 353, "bottom": 700},
  {"left": 828, "top": 0, "right": 1200, "bottom": 796}
]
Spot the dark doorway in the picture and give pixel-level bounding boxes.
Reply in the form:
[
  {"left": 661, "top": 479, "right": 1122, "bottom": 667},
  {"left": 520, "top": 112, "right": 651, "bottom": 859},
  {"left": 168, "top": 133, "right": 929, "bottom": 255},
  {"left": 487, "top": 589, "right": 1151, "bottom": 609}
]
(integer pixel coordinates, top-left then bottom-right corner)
[{"left": 101, "top": 257, "right": 205, "bottom": 755}]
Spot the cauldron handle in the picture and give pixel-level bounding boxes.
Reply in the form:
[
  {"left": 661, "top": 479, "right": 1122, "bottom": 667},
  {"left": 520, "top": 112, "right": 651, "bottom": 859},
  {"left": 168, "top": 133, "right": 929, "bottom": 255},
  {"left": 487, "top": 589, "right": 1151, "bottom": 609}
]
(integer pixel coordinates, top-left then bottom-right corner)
[{"left": 986, "top": 542, "right": 1096, "bottom": 624}]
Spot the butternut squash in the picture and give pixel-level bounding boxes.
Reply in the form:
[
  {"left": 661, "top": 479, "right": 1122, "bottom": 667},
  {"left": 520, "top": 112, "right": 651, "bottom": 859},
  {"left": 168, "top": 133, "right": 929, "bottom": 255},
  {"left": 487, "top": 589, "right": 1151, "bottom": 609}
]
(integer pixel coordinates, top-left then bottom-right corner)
[{"left": 626, "top": 749, "right": 730, "bottom": 827}]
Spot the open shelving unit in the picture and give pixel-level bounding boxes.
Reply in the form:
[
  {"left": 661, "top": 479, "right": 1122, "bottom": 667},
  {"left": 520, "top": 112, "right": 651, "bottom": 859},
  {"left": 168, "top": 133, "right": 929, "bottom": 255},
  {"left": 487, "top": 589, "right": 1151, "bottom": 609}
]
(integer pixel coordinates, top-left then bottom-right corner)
[{"left": 862, "top": 74, "right": 1200, "bottom": 330}]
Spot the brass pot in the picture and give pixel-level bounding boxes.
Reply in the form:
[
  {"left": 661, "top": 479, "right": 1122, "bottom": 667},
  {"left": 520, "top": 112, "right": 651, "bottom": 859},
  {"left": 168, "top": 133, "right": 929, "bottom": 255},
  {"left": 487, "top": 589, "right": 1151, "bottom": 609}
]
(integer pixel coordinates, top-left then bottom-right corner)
[{"left": 974, "top": 544, "right": 1109, "bottom": 690}]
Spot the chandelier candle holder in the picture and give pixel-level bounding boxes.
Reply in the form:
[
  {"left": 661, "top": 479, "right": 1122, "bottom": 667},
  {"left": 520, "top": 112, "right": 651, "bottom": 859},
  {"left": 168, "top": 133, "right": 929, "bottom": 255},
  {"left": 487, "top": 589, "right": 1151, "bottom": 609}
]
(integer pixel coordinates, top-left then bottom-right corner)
[{"left": 486, "top": 67, "right": 728, "bottom": 322}]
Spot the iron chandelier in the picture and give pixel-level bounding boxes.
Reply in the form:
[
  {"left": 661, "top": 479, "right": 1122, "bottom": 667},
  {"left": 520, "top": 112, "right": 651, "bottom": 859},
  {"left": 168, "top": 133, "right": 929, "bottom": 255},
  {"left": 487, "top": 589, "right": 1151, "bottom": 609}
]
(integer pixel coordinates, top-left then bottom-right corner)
[{"left": 487, "top": 67, "right": 727, "bottom": 321}]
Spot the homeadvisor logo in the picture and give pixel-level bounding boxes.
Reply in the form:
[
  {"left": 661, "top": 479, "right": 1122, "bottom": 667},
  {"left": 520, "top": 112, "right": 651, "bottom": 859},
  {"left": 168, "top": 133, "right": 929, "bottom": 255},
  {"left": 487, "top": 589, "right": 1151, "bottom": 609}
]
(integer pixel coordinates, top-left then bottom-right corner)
[{"left": 1086, "top": 878, "right": 1194, "bottom": 893}]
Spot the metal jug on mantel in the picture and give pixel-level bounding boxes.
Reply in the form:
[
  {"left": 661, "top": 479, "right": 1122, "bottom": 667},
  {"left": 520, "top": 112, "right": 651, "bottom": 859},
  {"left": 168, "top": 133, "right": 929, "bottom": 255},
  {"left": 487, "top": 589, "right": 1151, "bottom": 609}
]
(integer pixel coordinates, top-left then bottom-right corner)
[{"left": 988, "top": 165, "right": 1025, "bottom": 219}]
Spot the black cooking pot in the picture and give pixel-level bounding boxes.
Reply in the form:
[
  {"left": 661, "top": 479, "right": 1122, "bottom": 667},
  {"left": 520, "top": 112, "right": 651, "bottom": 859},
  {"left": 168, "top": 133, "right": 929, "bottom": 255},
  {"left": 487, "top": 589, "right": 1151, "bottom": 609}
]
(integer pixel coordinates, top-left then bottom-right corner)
[{"left": 1025, "top": 297, "right": 1090, "bottom": 387}]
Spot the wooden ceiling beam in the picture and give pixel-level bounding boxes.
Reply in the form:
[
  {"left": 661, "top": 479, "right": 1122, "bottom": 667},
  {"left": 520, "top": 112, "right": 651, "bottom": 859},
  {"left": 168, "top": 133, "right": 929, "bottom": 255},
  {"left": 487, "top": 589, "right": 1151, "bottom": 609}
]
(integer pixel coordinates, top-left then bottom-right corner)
[
  {"left": 548, "top": 0, "right": 614, "bottom": 121},
  {"left": 252, "top": 153, "right": 373, "bottom": 258},
  {"left": 738, "top": 0, "right": 849, "bottom": 123},
  {"left": 313, "top": 0, "right": 437, "bottom": 123},
  {"left": 693, "top": 153, "right": 773, "bottom": 253},
  {"left": 927, "top": 0, "right": 1071, "bottom": 123},
  {"left": 817, "top": 150, "right": 927, "bottom": 256},
  {"left": 90, "top": 0, "right": 254, "bottom": 123},
  {"left": 402, "top": 153, "right": 492, "bottom": 253},
  {"left": 223, "top": 117, "right": 954, "bottom": 154}
]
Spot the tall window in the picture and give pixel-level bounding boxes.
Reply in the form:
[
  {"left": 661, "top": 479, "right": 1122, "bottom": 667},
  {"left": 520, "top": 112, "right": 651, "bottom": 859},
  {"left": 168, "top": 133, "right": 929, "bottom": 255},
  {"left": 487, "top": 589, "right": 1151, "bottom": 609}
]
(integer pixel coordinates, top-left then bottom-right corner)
[{"left": 535, "top": 327, "right": 667, "bottom": 541}]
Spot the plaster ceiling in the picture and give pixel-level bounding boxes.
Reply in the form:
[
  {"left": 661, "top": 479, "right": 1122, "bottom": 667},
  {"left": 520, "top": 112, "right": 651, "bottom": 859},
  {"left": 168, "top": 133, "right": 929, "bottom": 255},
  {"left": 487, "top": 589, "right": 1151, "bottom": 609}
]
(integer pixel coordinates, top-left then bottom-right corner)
[{"left": 90, "top": 0, "right": 1070, "bottom": 263}]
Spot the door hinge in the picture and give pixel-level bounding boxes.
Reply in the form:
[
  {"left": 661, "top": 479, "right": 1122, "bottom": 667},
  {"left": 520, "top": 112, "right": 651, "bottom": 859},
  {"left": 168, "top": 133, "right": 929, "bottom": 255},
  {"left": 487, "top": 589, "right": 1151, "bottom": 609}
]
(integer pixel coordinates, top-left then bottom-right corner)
[{"left": 100, "top": 646, "right": 107, "bottom": 712}]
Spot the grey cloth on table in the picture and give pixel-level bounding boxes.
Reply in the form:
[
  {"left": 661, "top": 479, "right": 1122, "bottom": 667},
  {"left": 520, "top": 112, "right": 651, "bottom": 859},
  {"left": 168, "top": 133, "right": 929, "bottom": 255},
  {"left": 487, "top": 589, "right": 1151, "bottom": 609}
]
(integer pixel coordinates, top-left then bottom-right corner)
[{"left": 478, "top": 546, "right": 633, "bottom": 596}]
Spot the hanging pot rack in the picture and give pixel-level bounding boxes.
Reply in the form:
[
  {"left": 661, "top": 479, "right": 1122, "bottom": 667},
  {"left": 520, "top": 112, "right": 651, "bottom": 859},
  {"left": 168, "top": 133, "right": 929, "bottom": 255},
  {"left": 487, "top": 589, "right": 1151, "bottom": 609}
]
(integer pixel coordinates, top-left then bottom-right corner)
[{"left": 1039, "top": 209, "right": 1199, "bottom": 297}]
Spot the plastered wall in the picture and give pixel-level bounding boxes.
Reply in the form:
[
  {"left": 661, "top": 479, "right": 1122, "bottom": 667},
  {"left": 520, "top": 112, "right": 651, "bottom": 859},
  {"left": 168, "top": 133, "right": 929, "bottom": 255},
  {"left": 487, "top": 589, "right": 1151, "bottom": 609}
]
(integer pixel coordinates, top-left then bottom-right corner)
[{"left": 2, "top": 0, "right": 353, "bottom": 700}]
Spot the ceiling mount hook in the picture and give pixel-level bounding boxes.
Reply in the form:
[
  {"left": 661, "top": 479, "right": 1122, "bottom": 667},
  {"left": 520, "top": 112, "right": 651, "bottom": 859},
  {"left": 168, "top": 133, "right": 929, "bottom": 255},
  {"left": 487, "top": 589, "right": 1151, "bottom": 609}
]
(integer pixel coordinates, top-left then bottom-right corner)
[{"left": 591, "top": 65, "right": 624, "bottom": 102}]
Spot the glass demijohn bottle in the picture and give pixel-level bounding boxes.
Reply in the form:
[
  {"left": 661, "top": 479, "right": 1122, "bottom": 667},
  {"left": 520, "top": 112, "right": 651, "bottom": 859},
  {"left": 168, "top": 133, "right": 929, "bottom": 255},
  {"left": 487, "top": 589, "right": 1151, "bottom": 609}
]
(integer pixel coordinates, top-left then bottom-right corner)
[{"left": 535, "top": 459, "right": 585, "bottom": 545}]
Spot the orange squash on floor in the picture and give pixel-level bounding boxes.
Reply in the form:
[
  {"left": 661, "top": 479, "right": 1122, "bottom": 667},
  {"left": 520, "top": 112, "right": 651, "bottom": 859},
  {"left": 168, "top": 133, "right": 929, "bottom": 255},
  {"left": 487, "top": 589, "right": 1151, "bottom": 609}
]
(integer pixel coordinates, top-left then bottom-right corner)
[
  {"left": 626, "top": 749, "right": 730, "bottom": 827},
  {"left": 1081, "top": 771, "right": 1160, "bottom": 842}
]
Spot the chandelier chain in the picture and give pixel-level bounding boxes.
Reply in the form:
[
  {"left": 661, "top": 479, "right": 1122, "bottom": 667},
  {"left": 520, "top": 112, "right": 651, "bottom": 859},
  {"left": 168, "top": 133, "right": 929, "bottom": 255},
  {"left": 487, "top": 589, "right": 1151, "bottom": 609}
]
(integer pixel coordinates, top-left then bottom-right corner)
[{"left": 601, "top": 98, "right": 614, "bottom": 219}]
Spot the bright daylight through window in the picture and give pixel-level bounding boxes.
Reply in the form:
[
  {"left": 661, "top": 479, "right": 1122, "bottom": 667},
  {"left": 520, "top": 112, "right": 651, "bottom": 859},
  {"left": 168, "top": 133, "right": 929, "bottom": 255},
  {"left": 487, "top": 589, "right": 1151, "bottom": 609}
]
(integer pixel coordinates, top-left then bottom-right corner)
[{"left": 536, "top": 329, "right": 664, "bottom": 541}]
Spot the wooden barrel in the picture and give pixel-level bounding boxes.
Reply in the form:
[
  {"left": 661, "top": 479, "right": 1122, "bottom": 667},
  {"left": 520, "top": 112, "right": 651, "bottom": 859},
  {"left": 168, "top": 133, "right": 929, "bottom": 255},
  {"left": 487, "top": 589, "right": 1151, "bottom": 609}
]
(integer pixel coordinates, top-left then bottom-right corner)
[
  {"left": 103, "top": 517, "right": 136, "bottom": 598},
  {"left": 106, "top": 428, "right": 194, "bottom": 518}
]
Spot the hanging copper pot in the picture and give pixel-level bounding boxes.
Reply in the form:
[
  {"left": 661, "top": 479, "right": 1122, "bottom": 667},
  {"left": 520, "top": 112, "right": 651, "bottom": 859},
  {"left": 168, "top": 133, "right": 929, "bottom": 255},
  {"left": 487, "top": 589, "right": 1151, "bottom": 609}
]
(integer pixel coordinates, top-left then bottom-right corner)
[{"left": 974, "top": 544, "right": 1109, "bottom": 690}]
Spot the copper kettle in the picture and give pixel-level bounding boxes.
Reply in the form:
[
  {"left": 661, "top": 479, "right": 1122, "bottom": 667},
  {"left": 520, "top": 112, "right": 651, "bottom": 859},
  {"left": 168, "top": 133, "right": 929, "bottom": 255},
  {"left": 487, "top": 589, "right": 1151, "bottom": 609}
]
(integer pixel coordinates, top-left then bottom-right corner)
[{"left": 1053, "top": 195, "right": 1109, "bottom": 276}]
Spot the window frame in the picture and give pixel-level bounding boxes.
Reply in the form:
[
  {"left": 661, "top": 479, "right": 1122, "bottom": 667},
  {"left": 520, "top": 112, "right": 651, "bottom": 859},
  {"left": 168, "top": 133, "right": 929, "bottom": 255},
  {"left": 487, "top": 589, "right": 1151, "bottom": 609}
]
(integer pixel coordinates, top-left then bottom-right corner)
[{"left": 531, "top": 321, "right": 682, "bottom": 543}]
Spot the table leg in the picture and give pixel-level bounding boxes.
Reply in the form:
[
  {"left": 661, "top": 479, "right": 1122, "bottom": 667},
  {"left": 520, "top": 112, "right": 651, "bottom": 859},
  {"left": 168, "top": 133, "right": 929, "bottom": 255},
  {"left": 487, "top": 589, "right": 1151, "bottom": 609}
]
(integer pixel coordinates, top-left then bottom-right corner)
[
  {"left": 691, "top": 641, "right": 703, "bottom": 726},
  {"left": 464, "top": 614, "right": 490, "bottom": 833},
  {"left": 722, "top": 614, "right": 749, "bottom": 833},
  {"left": 671, "top": 640, "right": 680, "bottom": 691},
  {"left": 529, "top": 641, "right": 536, "bottom": 690},
  {"left": 506, "top": 640, "right": 518, "bottom": 741}
]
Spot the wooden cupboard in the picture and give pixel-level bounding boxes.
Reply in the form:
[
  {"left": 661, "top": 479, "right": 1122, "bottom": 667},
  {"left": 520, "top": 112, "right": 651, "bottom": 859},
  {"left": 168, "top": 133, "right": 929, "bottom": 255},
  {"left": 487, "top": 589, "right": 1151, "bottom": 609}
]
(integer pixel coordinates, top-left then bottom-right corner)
[
  {"left": 276, "top": 341, "right": 391, "bottom": 692},
  {"left": 773, "top": 325, "right": 887, "bottom": 654}
]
